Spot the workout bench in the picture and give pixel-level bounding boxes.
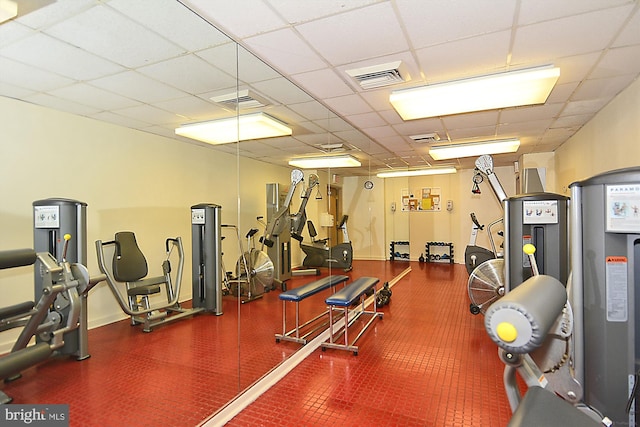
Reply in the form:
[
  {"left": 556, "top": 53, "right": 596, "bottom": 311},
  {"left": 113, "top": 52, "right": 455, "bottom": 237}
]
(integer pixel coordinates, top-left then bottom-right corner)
[
  {"left": 276, "top": 274, "right": 349, "bottom": 344},
  {"left": 322, "top": 277, "right": 383, "bottom": 355}
]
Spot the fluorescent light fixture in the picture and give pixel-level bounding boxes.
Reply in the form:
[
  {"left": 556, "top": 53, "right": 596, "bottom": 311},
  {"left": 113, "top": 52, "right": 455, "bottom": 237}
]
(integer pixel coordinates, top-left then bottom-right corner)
[
  {"left": 288, "top": 154, "right": 361, "bottom": 169},
  {"left": 175, "top": 112, "right": 292, "bottom": 145},
  {"left": 0, "top": 0, "right": 18, "bottom": 23},
  {"left": 429, "top": 139, "right": 520, "bottom": 160},
  {"left": 390, "top": 65, "right": 560, "bottom": 120},
  {"left": 376, "top": 167, "right": 457, "bottom": 178}
]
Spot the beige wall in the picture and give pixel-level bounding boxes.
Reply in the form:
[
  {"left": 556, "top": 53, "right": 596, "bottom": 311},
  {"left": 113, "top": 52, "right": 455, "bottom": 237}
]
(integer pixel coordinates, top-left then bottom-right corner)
[
  {"left": 555, "top": 77, "right": 640, "bottom": 192},
  {"left": 379, "top": 167, "right": 517, "bottom": 262}
]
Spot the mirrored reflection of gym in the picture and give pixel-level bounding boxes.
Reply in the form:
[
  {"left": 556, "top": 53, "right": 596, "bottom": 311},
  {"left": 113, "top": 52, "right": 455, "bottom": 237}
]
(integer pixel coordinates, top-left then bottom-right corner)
[{"left": 1, "top": 1, "right": 639, "bottom": 426}]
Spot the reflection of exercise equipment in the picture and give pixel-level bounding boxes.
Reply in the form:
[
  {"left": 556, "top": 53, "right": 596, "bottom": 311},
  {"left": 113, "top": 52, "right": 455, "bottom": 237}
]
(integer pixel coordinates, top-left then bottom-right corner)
[
  {"left": 220, "top": 225, "right": 275, "bottom": 302},
  {"left": 0, "top": 236, "right": 104, "bottom": 404},
  {"left": 96, "top": 232, "right": 202, "bottom": 332},
  {"left": 464, "top": 212, "right": 503, "bottom": 274},
  {"left": 300, "top": 215, "right": 353, "bottom": 272},
  {"left": 191, "top": 203, "right": 223, "bottom": 315},
  {"left": 484, "top": 245, "right": 607, "bottom": 425}
]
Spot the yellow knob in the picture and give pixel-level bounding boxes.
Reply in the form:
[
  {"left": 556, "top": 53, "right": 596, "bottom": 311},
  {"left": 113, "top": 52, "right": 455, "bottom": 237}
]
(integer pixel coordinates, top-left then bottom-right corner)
[
  {"left": 64, "top": 234, "right": 72, "bottom": 241},
  {"left": 523, "top": 243, "right": 536, "bottom": 256},
  {"left": 496, "top": 322, "right": 518, "bottom": 343}
]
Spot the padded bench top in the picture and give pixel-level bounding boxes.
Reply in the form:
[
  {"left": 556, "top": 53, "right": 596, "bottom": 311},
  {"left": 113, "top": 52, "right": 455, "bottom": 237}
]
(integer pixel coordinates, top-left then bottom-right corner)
[
  {"left": 325, "top": 277, "right": 379, "bottom": 307},
  {"left": 279, "top": 275, "right": 349, "bottom": 302}
]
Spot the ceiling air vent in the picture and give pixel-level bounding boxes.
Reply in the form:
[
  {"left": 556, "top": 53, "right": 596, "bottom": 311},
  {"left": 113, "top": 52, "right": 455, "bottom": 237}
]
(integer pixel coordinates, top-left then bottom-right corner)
[
  {"left": 410, "top": 133, "right": 441, "bottom": 143},
  {"left": 210, "top": 89, "right": 270, "bottom": 110},
  {"left": 346, "top": 61, "right": 410, "bottom": 90}
]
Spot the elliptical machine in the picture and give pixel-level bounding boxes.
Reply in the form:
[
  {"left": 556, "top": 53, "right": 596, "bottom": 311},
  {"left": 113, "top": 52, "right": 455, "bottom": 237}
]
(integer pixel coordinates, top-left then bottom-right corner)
[
  {"left": 288, "top": 174, "right": 353, "bottom": 272},
  {"left": 299, "top": 215, "right": 353, "bottom": 271}
]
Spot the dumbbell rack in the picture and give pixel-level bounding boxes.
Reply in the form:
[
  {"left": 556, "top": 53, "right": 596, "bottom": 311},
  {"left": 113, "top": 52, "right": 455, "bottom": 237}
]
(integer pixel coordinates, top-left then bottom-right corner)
[
  {"left": 425, "top": 242, "right": 454, "bottom": 263},
  {"left": 390, "top": 241, "right": 410, "bottom": 261}
]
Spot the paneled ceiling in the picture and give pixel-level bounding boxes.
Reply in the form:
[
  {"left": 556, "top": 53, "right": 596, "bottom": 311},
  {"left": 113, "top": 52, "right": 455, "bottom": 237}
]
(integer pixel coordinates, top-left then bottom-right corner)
[{"left": 1, "top": 0, "right": 639, "bottom": 174}]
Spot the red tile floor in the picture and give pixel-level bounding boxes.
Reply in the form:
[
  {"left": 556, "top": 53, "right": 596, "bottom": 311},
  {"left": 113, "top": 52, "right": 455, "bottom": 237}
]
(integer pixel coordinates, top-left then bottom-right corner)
[{"left": 2, "top": 261, "right": 512, "bottom": 426}]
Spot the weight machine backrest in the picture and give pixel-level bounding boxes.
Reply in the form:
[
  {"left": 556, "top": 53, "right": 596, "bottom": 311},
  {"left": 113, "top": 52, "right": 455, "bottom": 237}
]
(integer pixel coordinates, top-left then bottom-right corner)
[{"left": 113, "top": 232, "right": 148, "bottom": 282}]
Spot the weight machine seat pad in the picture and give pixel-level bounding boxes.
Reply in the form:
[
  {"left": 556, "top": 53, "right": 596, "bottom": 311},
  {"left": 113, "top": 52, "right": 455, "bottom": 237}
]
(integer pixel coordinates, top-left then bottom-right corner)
[
  {"left": 508, "top": 387, "right": 601, "bottom": 427},
  {"left": 0, "top": 301, "right": 35, "bottom": 320},
  {"left": 113, "top": 232, "right": 149, "bottom": 282},
  {"left": 279, "top": 275, "right": 349, "bottom": 302},
  {"left": 126, "top": 284, "right": 161, "bottom": 296},
  {"left": 325, "top": 277, "right": 379, "bottom": 307}
]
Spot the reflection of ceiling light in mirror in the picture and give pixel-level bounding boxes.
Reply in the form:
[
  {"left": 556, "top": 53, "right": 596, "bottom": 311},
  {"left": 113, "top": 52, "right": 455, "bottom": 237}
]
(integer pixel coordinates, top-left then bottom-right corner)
[
  {"left": 0, "top": 0, "right": 18, "bottom": 23},
  {"left": 390, "top": 65, "right": 560, "bottom": 120},
  {"left": 376, "top": 167, "right": 457, "bottom": 178},
  {"left": 288, "top": 155, "right": 361, "bottom": 169},
  {"left": 429, "top": 139, "right": 520, "bottom": 160},
  {"left": 175, "top": 112, "right": 292, "bottom": 145}
]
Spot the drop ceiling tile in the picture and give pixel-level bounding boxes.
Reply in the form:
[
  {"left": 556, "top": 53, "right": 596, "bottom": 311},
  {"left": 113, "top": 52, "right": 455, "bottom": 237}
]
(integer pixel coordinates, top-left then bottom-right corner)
[
  {"left": 572, "top": 74, "right": 637, "bottom": 101},
  {"left": 416, "top": 30, "right": 512, "bottom": 83},
  {"left": 16, "top": 0, "right": 95, "bottom": 30},
  {"left": 253, "top": 77, "right": 316, "bottom": 106},
  {"left": 196, "top": 43, "right": 278, "bottom": 84},
  {"left": 443, "top": 111, "right": 500, "bottom": 130},
  {"left": 112, "top": 104, "right": 181, "bottom": 126},
  {"left": 243, "top": 28, "right": 327, "bottom": 75},
  {"left": 295, "top": 2, "right": 406, "bottom": 66},
  {"left": 0, "top": 32, "right": 123, "bottom": 80},
  {"left": 552, "top": 113, "right": 594, "bottom": 128},
  {"left": 90, "top": 111, "right": 156, "bottom": 130},
  {"left": 0, "top": 83, "right": 33, "bottom": 99},
  {"left": 613, "top": 9, "right": 640, "bottom": 47},
  {"left": 0, "top": 22, "right": 35, "bottom": 47},
  {"left": 0, "top": 57, "right": 74, "bottom": 92},
  {"left": 547, "top": 81, "right": 580, "bottom": 104},
  {"left": 45, "top": 4, "right": 186, "bottom": 69},
  {"left": 551, "top": 52, "right": 601, "bottom": 85},
  {"left": 266, "top": 0, "right": 378, "bottom": 24},
  {"left": 23, "top": 92, "right": 101, "bottom": 117},
  {"left": 107, "top": 0, "right": 232, "bottom": 52},
  {"left": 446, "top": 125, "right": 497, "bottom": 141},
  {"left": 500, "top": 104, "right": 564, "bottom": 123},
  {"left": 89, "top": 71, "right": 187, "bottom": 104},
  {"left": 512, "top": 6, "right": 634, "bottom": 64},
  {"left": 590, "top": 45, "right": 640, "bottom": 79},
  {"left": 518, "top": 0, "right": 632, "bottom": 25},
  {"left": 345, "top": 112, "right": 387, "bottom": 129},
  {"left": 562, "top": 98, "right": 610, "bottom": 116},
  {"left": 155, "top": 96, "right": 223, "bottom": 121},
  {"left": 497, "top": 118, "right": 553, "bottom": 136},
  {"left": 185, "top": 0, "right": 286, "bottom": 38},
  {"left": 291, "top": 68, "right": 353, "bottom": 99},
  {"left": 324, "top": 94, "right": 373, "bottom": 116},
  {"left": 138, "top": 55, "right": 237, "bottom": 95},
  {"left": 396, "top": 0, "right": 516, "bottom": 49},
  {"left": 49, "top": 83, "right": 141, "bottom": 110},
  {"left": 392, "top": 118, "right": 445, "bottom": 136}
]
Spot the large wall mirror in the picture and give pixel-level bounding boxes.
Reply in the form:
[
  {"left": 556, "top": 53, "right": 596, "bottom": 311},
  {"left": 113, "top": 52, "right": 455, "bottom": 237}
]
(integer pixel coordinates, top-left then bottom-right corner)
[{"left": 0, "top": 0, "right": 383, "bottom": 421}]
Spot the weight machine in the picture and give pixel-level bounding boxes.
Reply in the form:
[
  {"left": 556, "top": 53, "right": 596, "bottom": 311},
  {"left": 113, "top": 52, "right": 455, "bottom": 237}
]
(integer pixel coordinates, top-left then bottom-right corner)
[
  {"left": 96, "top": 232, "right": 202, "bottom": 332},
  {"left": 0, "top": 235, "right": 104, "bottom": 404},
  {"left": 484, "top": 245, "right": 608, "bottom": 425}
]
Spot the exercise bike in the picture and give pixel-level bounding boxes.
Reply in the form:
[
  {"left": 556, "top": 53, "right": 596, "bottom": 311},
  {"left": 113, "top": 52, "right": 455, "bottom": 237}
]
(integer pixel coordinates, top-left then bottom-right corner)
[
  {"left": 1, "top": 234, "right": 104, "bottom": 404},
  {"left": 464, "top": 212, "right": 503, "bottom": 275},
  {"left": 220, "top": 224, "right": 276, "bottom": 303}
]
